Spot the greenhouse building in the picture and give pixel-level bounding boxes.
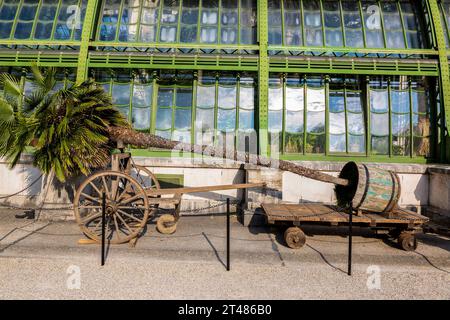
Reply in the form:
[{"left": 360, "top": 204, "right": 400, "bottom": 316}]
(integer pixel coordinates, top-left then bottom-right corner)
[{"left": 0, "top": 0, "right": 449, "bottom": 217}]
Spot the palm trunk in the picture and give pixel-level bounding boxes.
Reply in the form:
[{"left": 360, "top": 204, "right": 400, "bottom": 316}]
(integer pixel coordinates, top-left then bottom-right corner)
[{"left": 107, "top": 126, "right": 349, "bottom": 186}]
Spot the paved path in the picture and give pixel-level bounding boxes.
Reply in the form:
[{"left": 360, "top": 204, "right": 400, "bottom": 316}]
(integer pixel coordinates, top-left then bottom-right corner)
[{"left": 0, "top": 209, "right": 449, "bottom": 299}]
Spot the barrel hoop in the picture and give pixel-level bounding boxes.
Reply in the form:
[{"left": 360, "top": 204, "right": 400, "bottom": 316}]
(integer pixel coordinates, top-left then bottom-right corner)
[
  {"left": 355, "top": 164, "right": 370, "bottom": 209},
  {"left": 383, "top": 171, "right": 398, "bottom": 213}
]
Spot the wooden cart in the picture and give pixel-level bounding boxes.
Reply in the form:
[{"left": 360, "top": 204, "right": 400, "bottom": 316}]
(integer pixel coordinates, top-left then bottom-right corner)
[
  {"left": 74, "top": 152, "right": 264, "bottom": 244},
  {"left": 261, "top": 203, "right": 429, "bottom": 251}
]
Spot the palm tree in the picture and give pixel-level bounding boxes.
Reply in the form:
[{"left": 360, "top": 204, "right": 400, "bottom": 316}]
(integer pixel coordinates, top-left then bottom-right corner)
[{"left": 0, "top": 65, "right": 127, "bottom": 182}]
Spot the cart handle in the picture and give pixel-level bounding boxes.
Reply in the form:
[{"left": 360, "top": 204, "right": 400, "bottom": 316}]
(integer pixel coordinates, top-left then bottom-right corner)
[{"left": 145, "top": 182, "right": 266, "bottom": 196}]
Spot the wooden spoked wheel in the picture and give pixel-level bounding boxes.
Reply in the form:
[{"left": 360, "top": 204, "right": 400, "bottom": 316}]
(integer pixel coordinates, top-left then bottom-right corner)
[
  {"left": 74, "top": 171, "right": 150, "bottom": 244},
  {"left": 129, "top": 165, "right": 160, "bottom": 191}
]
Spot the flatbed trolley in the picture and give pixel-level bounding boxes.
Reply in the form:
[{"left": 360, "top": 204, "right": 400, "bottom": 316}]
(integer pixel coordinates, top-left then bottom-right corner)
[{"left": 262, "top": 203, "right": 429, "bottom": 251}]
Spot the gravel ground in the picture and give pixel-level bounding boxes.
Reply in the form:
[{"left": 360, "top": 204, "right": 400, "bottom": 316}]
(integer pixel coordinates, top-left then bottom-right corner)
[{"left": 0, "top": 209, "right": 449, "bottom": 299}]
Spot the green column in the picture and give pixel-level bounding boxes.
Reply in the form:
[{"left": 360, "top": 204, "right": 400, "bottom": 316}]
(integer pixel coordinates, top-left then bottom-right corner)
[
  {"left": 428, "top": 0, "right": 450, "bottom": 162},
  {"left": 258, "top": 0, "right": 269, "bottom": 156},
  {"left": 76, "top": 0, "right": 99, "bottom": 84}
]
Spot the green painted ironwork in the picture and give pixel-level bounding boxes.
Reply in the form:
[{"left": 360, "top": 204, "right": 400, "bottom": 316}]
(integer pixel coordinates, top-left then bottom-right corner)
[
  {"left": 76, "top": 0, "right": 98, "bottom": 83},
  {"left": 0, "top": 0, "right": 445, "bottom": 163},
  {"left": 428, "top": 0, "right": 450, "bottom": 162},
  {"left": 258, "top": 0, "right": 269, "bottom": 156}
]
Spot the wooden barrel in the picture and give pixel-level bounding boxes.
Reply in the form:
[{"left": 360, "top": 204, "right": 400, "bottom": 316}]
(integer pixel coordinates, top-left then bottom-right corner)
[{"left": 335, "top": 162, "right": 401, "bottom": 213}]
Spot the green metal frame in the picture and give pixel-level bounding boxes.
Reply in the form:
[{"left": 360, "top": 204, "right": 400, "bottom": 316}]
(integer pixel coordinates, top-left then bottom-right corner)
[
  {"left": 428, "top": 0, "right": 450, "bottom": 162},
  {"left": 0, "top": 0, "right": 448, "bottom": 163}
]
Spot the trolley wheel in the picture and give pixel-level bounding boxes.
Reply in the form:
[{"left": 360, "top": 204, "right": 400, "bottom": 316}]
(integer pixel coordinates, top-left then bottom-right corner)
[
  {"left": 156, "top": 214, "right": 177, "bottom": 234},
  {"left": 284, "top": 227, "right": 306, "bottom": 249},
  {"left": 398, "top": 231, "right": 418, "bottom": 251},
  {"left": 74, "top": 171, "right": 151, "bottom": 244}
]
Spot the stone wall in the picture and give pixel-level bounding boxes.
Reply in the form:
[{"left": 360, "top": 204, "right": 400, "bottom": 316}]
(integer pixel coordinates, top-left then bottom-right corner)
[{"left": 1, "top": 155, "right": 449, "bottom": 220}]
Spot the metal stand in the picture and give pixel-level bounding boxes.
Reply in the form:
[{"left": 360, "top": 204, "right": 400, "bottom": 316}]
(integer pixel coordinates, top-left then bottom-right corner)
[
  {"left": 348, "top": 201, "right": 353, "bottom": 276},
  {"left": 226, "top": 198, "right": 230, "bottom": 271},
  {"left": 101, "top": 192, "right": 106, "bottom": 266}
]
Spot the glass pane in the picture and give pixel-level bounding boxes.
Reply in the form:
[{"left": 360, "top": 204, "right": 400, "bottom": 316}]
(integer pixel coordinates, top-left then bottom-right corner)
[
  {"left": 371, "top": 136, "right": 388, "bottom": 154},
  {"left": 370, "top": 112, "right": 389, "bottom": 136},
  {"left": 156, "top": 107, "right": 172, "bottom": 129},
  {"left": 363, "top": 2, "right": 383, "bottom": 48},
  {"left": 326, "top": 29, "right": 343, "bottom": 47},
  {"left": 141, "top": 4, "right": 159, "bottom": 24},
  {"left": 221, "top": 27, "right": 237, "bottom": 44},
  {"left": 386, "top": 31, "right": 405, "bottom": 48},
  {"left": 304, "top": 0, "right": 323, "bottom": 46},
  {"left": 195, "top": 107, "right": 214, "bottom": 130},
  {"left": 306, "top": 133, "right": 325, "bottom": 153},
  {"left": 112, "top": 83, "right": 130, "bottom": 105},
  {"left": 348, "top": 134, "right": 365, "bottom": 153},
  {"left": 285, "top": 110, "right": 303, "bottom": 133},
  {"left": 160, "top": 26, "right": 177, "bottom": 42},
  {"left": 132, "top": 107, "right": 151, "bottom": 130},
  {"left": 268, "top": 110, "right": 282, "bottom": 132},
  {"left": 172, "top": 130, "right": 190, "bottom": 142},
  {"left": 182, "top": 8, "right": 198, "bottom": 24},
  {"left": 196, "top": 85, "right": 215, "bottom": 107},
  {"left": 345, "top": 29, "right": 364, "bottom": 47},
  {"left": 329, "top": 92, "right": 345, "bottom": 112},
  {"left": 269, "top": 87, "right": 283, "bottom": 110},
  {"left": 218, "top": 85, "right": 237, "bottom": 108},
  {"left": 392, "top": 135, "right": 410, "bottom": 155},
  {"left": 180, "top": 25, "right": 197, "bottom": 42},
  {"left": 196, "top": 129, "right": 214, "bottom": 145},
  {"left": 392, "top": 113, "right": 410, "bottom": 135},
  {"left": 330, "top": 134, "right": 346, "bottom": 152},
  {"left": 413, "top": 114, "right": 430, "bottom": 136},
  {"left": 156, "top": 130, "right": 171, "bottom": 140},
  {"left": 329, "top": 112, "right": 345, "bottom": 134},
  {"left": 117, "top": 106, "right": 129, "bottom": 119},
  {"left": 200, "top": 27, "right": 217, "bottom": 43},
  {"left": 239, "top": 109, "right": 254, "bottom": 130},
  {"left": 158, "top": 88, "right": 174, "bottom": 106},
  {"left": 307, "top": 111, "right": 325, "bottom": 133},
  {"left": 286, "top": 86, "right": 304, "bottom": 111},
  {"left": 100, "top": 24, "right": 117, "bottom": 41},
  {"left": 175, "top": 108, "right": 192, "bottom": 129},
  {"left": 132, "top": 85, "right": 152, "bottom": 107},
  {"left": 307, "top": 87, "right": 325, "bottom": 112},
  {"left": 14, "top": 22, "right": 33, "bottom": 39},
  {"left": 413, "top": 136, "right": 430, "bottom": 157},
  {"left": 391, "top": 90, "right": 410, "bottom": 113},
  {"left": 346, "top": 92, "right": 362, "bottom": 112},
  {"left": 370, "top": 89, "right": 388, "bottom": 112},
  {"left": 176, "top": 88, "right": 192, "bottom": 107},
  {"left": 0, "top": 22, "right": 13, "bottom": 38},
  {"left": 285, "top": 133, "right": 303, "bottom": 153},
  {"left": 240, "top": 86, "right": 254, "bottom": 109},
  {"left": 347, "top": 113, "right": 364, "bottom": 135},
  {"left": 217, "top": 108, "right": 236, "bottom": 131},
  {"left": 412, "top": 90, "right": 427, "bottom": 113}
]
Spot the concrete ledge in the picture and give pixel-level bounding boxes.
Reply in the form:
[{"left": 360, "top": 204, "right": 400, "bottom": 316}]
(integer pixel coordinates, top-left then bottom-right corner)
[{"left": 428, "top": 166, "right": 450, "bottom": 175}]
